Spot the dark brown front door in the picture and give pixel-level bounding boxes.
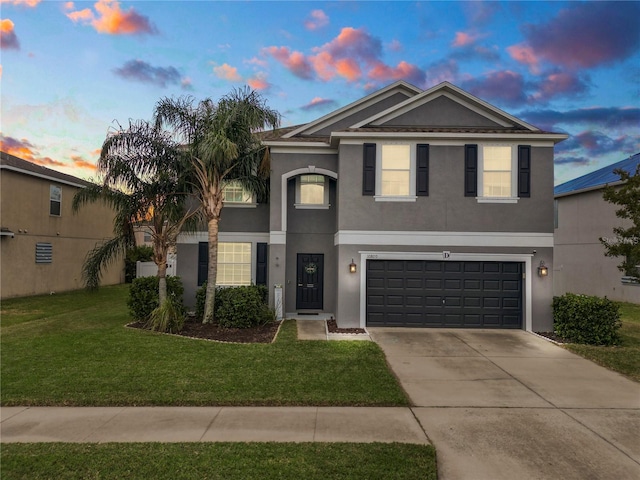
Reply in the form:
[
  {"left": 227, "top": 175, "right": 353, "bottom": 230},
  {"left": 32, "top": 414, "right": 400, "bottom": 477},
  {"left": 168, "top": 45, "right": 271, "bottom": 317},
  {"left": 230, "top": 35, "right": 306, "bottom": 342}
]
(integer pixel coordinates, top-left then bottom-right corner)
[{"left": 296, "top": 253, "right": 324, "bottom": 310}]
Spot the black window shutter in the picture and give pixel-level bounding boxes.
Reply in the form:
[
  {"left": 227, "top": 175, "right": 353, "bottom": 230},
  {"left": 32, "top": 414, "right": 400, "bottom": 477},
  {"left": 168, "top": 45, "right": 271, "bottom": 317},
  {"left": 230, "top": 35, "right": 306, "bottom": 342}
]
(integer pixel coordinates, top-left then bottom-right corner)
[
  {"left": 464, "top": 144, "right": 478, "bottom": 197},
  {"left": 416, "top": 144, "right": 429, "bottom": 196},
  {"left": 197, "top": 242, "right": 208, "bottom": 286},
  {"left": 362, "top": 143, "right": 376, "bottom": 196},
  {"left": 256, "top": 242, "right": 268, "bottom": 286},
  {"left": 518, "top": 145, "right": 531, "bottom": 198}
]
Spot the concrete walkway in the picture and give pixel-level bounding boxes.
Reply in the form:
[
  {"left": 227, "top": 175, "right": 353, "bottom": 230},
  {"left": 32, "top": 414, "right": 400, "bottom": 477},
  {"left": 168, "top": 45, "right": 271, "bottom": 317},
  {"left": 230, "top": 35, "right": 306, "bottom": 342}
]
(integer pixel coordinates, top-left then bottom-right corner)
[
  {"left": 369, "top": 328, "right": 640, "bottom": 480},
  {"left": 1, "top": 406, "right": 427, "bottom": 444}
]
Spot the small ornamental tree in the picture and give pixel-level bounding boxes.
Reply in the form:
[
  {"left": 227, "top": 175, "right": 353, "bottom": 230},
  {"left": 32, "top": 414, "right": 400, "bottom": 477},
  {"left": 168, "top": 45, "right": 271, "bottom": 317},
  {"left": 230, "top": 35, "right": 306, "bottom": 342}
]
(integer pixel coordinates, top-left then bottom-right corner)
[{"left": 599, "top": 163, "right": 640, "bottom": 278}]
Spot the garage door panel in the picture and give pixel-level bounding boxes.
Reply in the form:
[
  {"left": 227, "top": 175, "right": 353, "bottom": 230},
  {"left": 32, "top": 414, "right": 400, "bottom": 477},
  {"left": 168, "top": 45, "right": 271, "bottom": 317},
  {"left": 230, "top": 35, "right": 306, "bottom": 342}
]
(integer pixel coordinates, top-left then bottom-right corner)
[
  {"left": 464, "top": 279, "right": 481, "bottom": 290},
  {"left": 444, "top": 279, "right": 462, "bottom": 290},
  {"left": 502, "top": 280, "right": 520, "bottom": 291},
  {"left": 483, "top": 280, "right": 501, "bottom": 291},
  {"left": 366, "top": 260, "right": 522, "bottom": 328}
]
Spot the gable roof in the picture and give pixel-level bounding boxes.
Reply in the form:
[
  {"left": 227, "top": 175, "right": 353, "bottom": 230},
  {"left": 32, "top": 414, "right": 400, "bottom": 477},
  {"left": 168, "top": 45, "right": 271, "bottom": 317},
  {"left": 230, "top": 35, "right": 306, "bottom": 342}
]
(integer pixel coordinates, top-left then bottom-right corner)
[
  {"left": 352, "top": 82, "right": 539, "bottom": 131},
  {"left": 554, "top": 152, "right": 640, "bottom": 197},
  {"left": 282, "top": 80, "right": 422, "bottom": 138},
  {"left": 265, "top": 81, "right": 568, "bottom": 147},
  {"left": 0, "top": 151, "right": 92, "bottom": 188}
]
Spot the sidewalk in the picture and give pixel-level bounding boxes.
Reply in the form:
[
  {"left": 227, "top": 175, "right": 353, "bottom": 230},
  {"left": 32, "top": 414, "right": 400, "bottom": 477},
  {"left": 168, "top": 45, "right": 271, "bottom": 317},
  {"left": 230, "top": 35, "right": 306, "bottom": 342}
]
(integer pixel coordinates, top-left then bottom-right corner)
[{"left": 1, "top": 406, "right": 429, "bottom": 444}]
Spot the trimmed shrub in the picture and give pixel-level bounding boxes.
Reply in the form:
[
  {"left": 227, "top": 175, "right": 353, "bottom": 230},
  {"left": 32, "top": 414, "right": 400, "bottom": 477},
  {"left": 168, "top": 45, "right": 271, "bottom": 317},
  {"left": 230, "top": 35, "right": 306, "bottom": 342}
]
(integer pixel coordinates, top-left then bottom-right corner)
[
  {"left": 124, "top": 246, "right": 154, "bottom": 283},
  {"left": 128, "top": 275, "right": 184, "bottom": 322},
  {"left": 552, "top": 293, "right": 621, "bottom": 345},
  {"left": 195, "top": 283, "right": 273, "bottom": 328}
]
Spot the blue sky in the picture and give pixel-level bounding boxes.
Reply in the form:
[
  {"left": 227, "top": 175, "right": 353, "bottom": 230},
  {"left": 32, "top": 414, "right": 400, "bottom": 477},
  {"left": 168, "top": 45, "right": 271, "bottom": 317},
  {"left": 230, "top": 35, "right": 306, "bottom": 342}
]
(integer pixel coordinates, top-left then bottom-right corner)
[{"left": 1, "top": 0, "right": 639, "bottom": 184}]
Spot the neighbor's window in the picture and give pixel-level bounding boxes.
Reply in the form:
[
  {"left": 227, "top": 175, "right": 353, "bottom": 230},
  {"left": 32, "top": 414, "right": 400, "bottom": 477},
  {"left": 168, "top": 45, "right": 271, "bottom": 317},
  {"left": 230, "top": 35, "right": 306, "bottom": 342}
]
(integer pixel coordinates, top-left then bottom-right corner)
[
  {"left": 222, "top": 181, "right": 252, "bottom": 204},
  {"left": 380, "top": 144, "right": 411, "bottom": 196},
  {"left": 482, "top": 146, "right": 512, "bottom": 198},
  {"left": 217, "top": 242, "right": 251, "bottom": 285},
  {"left": 50, "top": 185, "right": 62, "bottom": 216}
]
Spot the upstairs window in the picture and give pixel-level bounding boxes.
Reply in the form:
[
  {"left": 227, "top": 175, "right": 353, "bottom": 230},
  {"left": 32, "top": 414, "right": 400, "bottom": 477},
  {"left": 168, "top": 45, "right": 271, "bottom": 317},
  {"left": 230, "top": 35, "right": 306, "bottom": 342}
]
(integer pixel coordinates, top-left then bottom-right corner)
[
  {"left": 380, "top": 144, "right": 411, "bottom": 196},
  {"left": 465, "top": 144, "right": 530, "bottom": 203},
  {"left": 362, "top": 143, "right": 429, "bottom": 200},
  {"left": 296, "top": 174, "right": 329, "bottom": 208},
  {"left": 50, "top": 185, "right": 61, "bottom": 216},
  {"left": 482, "top": 146, "right": 512, "bottom": 198},
  {"left": 222, "top": 181, "right": 252, "bottom": 204}
]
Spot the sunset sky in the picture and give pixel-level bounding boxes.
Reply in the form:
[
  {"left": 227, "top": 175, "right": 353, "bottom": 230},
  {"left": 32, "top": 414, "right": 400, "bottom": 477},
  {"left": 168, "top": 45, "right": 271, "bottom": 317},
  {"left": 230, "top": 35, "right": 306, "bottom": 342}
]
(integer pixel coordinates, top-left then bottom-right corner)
[{"left": 1, "top": 0, "right": 638, "bottom": 185}]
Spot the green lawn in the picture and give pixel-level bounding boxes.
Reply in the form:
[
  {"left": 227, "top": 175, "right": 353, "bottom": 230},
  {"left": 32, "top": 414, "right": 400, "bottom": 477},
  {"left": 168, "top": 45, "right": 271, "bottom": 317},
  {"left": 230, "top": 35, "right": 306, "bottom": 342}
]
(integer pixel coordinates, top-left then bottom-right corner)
[
  {"left": 0, "top": 442, "right": 437, "bottom": 480},
  {"left": 565, "top": 302, "right": 640, "bottom": 382},
  {"left": 1, "top": 285, "right": 408, "bottom": 406}
]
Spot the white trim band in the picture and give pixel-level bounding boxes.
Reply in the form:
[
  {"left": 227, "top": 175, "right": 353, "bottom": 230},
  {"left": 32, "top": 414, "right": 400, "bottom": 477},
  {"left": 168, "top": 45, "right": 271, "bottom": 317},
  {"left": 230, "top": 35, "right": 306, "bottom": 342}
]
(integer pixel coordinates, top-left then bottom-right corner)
[{"left": 336, "top": 230, "right": 553, "bottom": 248}]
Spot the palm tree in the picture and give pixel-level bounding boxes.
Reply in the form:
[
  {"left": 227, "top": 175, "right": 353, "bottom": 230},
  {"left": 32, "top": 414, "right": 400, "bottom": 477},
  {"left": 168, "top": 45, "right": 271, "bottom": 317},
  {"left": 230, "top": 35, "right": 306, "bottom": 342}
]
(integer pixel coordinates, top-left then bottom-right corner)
[
  {"left": 73, "top": 119, "right": 197, "bottom": 306},
  {"left": 154, "top": 88, "right": 280, "bottom": 323}
]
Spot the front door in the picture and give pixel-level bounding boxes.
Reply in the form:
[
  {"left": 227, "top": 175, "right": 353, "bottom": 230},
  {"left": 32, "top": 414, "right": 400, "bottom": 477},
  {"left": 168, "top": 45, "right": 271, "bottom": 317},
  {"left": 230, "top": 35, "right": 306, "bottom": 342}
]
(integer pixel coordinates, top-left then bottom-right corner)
[{"left": 296, "top": 253, "right": 324, "bottom": 310}]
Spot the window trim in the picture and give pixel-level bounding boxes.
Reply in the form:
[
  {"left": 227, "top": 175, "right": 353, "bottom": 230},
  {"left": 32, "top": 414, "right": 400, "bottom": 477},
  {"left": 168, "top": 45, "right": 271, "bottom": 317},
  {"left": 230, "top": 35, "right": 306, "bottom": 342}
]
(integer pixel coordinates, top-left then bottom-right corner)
[
  {"left": 295, "top": 174, "right": 330, "bottom": 209},
  {"left": 49, "top": 185, "right": 62, "bottom": 216},
  {"left": 374, "top": 142, "right": 417, "bottom": 202},
  {"left": 477, "top": 143, "right": 520, "bottom": 203},
  {"left": 216, "top": 241, "right": 253, "bottom": 286},
  {"left": 222, "top": 181, "right": 257, "bottom": 208}
]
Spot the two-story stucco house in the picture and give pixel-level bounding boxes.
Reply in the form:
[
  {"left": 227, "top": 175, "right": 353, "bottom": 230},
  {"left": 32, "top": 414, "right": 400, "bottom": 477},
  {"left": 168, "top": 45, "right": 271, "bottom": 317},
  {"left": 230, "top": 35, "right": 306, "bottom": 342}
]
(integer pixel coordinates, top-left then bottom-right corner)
[
  {"left": 177, "top": 81, "right": 568, "bottom": 332},
  {"left": 0, "top": 151, "right": 124, "bottom": 298}
]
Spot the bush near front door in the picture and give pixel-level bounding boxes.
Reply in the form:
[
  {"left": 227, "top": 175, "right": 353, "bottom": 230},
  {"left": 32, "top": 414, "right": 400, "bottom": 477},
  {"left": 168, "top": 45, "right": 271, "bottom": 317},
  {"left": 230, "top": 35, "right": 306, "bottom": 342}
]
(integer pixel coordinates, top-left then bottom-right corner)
[{"left": 553, "top": 293, "right": 622, "bottom": 345}]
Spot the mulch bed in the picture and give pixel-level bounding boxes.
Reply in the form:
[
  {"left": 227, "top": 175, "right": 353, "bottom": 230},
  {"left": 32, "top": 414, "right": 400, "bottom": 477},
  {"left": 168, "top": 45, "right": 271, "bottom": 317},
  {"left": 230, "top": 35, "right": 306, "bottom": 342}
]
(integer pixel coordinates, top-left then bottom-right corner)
[
  {"left": 326, "top": 318, "right": 367, "bottom": 334},
  {"left": 128, "top": 318, "right": 281, "bottom": 344},
  {"left": 535, "top": 331, "right": 570, "bottom": 344}
]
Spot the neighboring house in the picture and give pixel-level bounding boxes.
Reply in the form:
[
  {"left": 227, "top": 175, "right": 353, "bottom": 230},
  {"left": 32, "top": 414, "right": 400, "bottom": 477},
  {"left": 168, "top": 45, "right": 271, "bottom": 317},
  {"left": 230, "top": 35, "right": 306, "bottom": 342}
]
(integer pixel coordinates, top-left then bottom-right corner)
[
  {"left": 0, "top": 151, "right": 123, "bottom": 298},
  {"left": 554, "top": 153, "right": 640, "bottom": 303},
  {"left": 177, "top": 81, "right": 568, "bottom": 331}
]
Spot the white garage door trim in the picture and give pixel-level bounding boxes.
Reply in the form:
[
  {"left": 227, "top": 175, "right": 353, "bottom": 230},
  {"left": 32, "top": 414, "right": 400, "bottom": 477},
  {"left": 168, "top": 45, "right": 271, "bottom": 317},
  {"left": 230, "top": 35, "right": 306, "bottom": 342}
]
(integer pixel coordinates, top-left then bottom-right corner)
[{"left": 359, "top": 251, "right": 533, "bottom": 331}]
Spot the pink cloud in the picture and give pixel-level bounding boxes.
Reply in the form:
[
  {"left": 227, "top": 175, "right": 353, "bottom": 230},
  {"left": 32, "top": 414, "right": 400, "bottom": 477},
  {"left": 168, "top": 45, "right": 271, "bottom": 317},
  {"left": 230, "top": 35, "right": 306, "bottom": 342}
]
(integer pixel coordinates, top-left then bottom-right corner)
[
  {"left": 265, "top": 26, "right": 426, "bottom": 87},
  {"left": 66, "top": 0, "right": 157, "bottom": 36},
  {"left": 1, "top": 19, "right": 19, "bottom": 50},
  {"left": 264, "top": 46, "right": 313, "bottom": 79},
  {"left": 304, "top": 9, "right": 329, "bottom": 31},
  {"left": 531, "top": 72, "right": 589, "bottom": 102},
  {"left": 247, "top": 73, "right": 270, "bottom": 91},
  {"left": 507, "top": 43, "right": 541, "bottom": 74},
  {"left": 301, "top": 97, "right": 337, "bottom": 111},
  {"left": 213, "top": 63, "right": 242, "bottom": 82},
  {"left": 522, "top": 2, "right": 640, "bottom": 69},
  {"left": 452, "top": 32, "right": 477, "bottom": 48},
  {"left": 71, "top": 155, "right": 98, "bottom": 171},
  {"left": 0, "top": 134, "right": 67, "bottom": 167},
  {"left": 1, "top": 0, "right": 42, "bottom": 6},
  {"left": 369, "top": 60, "right": 424, "bottom": 85}
]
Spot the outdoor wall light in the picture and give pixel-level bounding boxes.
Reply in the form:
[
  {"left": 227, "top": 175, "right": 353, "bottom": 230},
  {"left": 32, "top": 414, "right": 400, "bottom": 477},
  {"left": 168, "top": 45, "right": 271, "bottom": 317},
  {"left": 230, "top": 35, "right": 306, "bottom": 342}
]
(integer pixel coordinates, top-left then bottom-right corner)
[
  {"left": 538, "top": 260, "right": 549, "bottom": 277},
  {"left": 349, "top": 259, "right": 357, "bottom": 273}
]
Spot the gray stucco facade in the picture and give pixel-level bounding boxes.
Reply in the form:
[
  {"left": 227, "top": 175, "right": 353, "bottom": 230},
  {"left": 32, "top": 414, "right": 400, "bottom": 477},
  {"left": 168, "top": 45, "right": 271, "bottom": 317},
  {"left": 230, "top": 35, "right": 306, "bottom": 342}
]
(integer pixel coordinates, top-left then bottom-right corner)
[{"left": 178, "top": 81, "right": 568, "bottom": 331}]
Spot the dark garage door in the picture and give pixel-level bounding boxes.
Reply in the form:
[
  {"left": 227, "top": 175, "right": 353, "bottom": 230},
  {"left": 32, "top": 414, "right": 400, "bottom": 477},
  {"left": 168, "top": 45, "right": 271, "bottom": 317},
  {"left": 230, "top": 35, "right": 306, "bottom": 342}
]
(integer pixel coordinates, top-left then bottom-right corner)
[{"left": 366, "top": 260, "right": 522, "bottom": 328}]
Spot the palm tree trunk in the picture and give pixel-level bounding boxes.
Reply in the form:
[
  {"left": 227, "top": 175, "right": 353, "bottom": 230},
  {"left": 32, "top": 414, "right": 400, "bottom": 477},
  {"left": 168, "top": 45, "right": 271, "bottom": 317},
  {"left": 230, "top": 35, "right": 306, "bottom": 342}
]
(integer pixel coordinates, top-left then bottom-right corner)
[
  {"left": 203, "top": 216, "right": 220, "bottom": 324},
  {"left": 157, "top": 261, "right": 168, "bottom": 305}
]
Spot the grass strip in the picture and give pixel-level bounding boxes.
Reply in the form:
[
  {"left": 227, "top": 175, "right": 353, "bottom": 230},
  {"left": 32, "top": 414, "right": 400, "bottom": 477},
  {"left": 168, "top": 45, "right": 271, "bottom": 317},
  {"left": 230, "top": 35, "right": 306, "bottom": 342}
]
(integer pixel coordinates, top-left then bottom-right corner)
[
  {"left": 565, "top": 302, "right": 640, "bottom": 382},
  {"left": 1, "top": 286, "right": 408, "bottom": 406},
  {"left": 1, "top": 442, "right": 437, "bottom": 480}
]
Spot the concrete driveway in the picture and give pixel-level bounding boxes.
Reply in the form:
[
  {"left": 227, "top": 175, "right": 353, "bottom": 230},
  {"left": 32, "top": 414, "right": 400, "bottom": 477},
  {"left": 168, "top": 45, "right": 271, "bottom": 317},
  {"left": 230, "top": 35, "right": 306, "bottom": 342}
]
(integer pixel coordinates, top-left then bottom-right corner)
[{"left": 369, "top": 328, "right": 640, "bottom": 480}]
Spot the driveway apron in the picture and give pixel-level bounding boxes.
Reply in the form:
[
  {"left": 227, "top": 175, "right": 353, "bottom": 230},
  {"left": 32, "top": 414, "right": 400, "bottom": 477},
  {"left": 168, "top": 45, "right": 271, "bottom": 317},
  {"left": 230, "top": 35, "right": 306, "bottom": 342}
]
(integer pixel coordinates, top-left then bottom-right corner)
[{"left": 369, "top": 328, "right": 640, "bottom": 480}]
